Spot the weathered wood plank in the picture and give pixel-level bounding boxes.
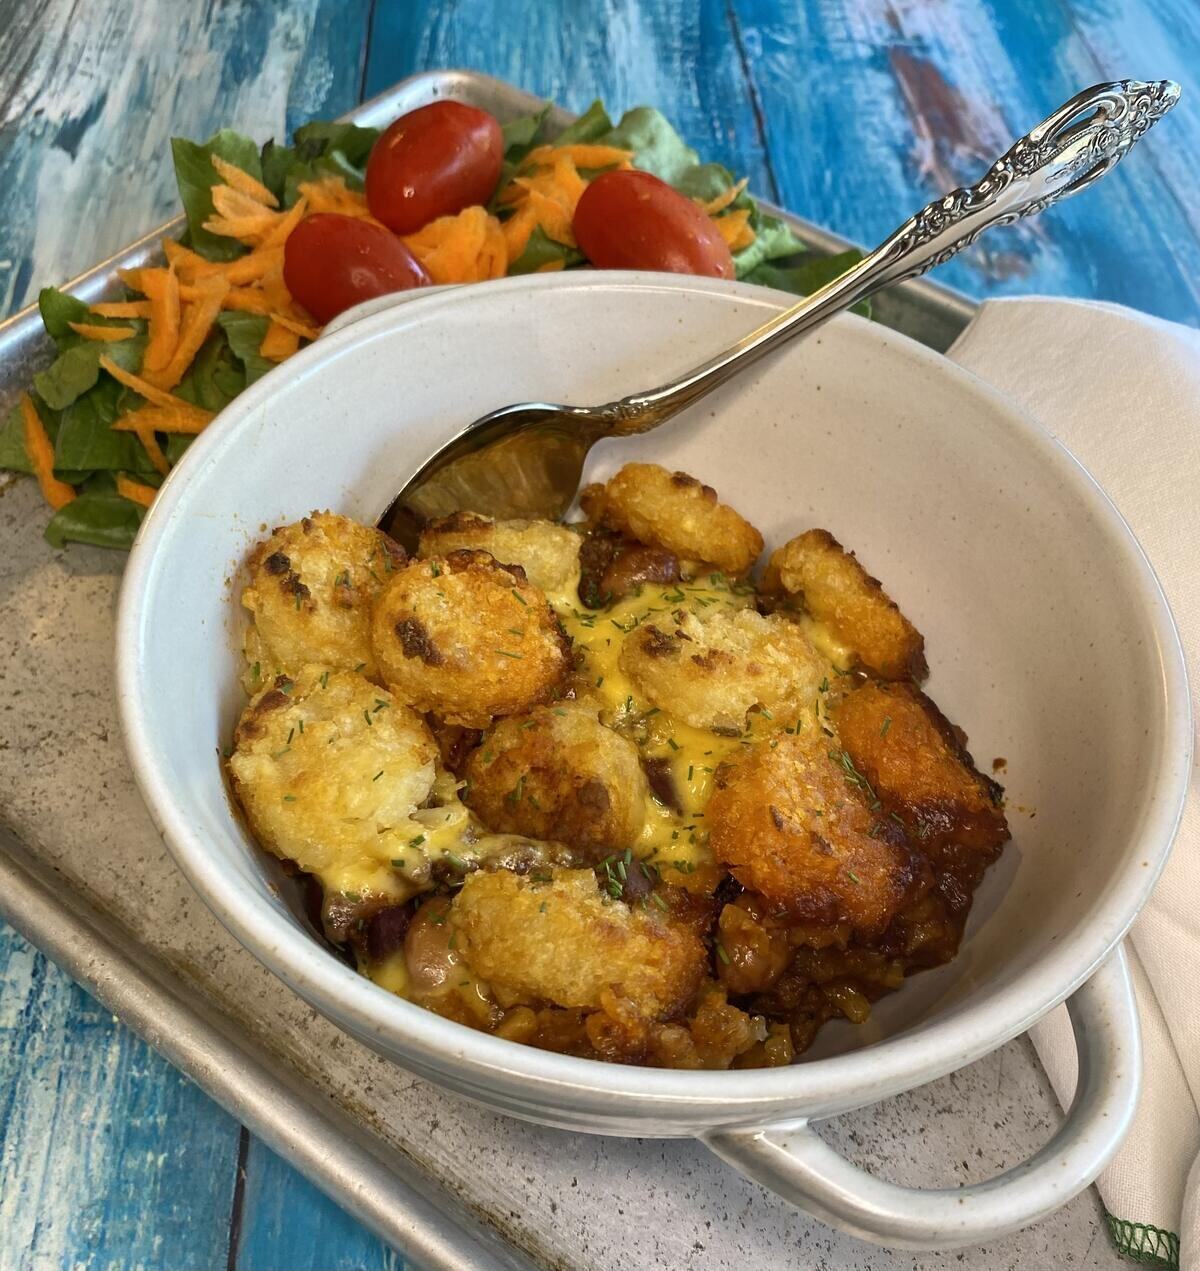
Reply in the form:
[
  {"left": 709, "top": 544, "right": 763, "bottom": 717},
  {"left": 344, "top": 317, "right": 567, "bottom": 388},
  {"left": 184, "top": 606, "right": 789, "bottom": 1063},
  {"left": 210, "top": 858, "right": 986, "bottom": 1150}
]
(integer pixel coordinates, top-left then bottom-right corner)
[
  {"left": 0, "top": 928, "right": 240, "bottom": 1268},
  {"left": 364, "top": 0, "right": 776, "bottom": 196},
  {"left": 0, "top": 0, "right": 371, "bottom": 320},
  {"left": 729, "top": 0, "right": 1200, "bottom": 322},
  {"left": 233, "top": 1137, "right": 404, "bottom": 1271}
]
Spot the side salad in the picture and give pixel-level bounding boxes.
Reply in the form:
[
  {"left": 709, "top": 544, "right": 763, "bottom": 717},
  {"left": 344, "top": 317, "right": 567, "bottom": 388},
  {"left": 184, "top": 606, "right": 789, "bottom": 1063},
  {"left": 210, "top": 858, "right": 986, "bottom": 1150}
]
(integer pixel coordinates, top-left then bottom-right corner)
[{"left": 0, "top": 97, "right": 863, "bottom": 551}]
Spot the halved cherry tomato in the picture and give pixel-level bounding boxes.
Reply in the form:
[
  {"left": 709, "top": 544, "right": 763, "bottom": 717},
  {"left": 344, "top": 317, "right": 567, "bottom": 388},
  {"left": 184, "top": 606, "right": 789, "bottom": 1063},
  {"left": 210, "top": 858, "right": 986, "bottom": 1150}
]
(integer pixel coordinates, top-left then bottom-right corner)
[
  {"left": 365, "top": 101, "right": 504, "bottom": 234},
  {"left": 282, "top": 213, "right": 430, "bottom": 324},
  {"left": 573, "top": 170, "right": 735, "bottom": 279}
]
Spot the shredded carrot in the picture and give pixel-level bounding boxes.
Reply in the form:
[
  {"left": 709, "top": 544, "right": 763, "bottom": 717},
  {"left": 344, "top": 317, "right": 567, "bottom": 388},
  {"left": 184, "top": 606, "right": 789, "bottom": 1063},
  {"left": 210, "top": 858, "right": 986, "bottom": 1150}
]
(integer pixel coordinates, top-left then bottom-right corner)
[
  {"left": 403, "top": 206, "right": 508, "bottom": 284},
  {"left": 296, "top": 177, "right": 374, "bottom": 221},
  {"left": 91, "top": 300, "right": 152, "bottom": 319},
  {"left": 116, "top": 474, "right": 158, "bottom": 508},
  {"left": 259, "top": 195, "right": 309, "bottom": 250},
  {"left": 224, "top": 247, "right": 285, "bottom": 286},
  {"left": 117, "top": 267, "right": 150, "bottom": 293},
  {"left": 145, "top": 275, "right": 229, "bottom": 390},
  {"left": 214, "top": 286, "right": 272, "bottom": 314},
  {"left": 204, "top": 185, "right": 287, "bottom": 245},
  {"left": 67, "top": 321, "right": 137, "bottom": 342},
  {"left": 112, "top": 402, "right": 212, "bottom": 437},
  {"left": 520, "top": 144, "right": 633, "bottom": 171},
  {"left": 210, "top": 154, "right": 279, "bottom": 208},
  {"left": 259, "top": 320, "right": 300, "bottom": 361},
  {"left": 135, "top": 423, "right": 170, "bottom": 476},
  {"left": 267, "top": 312, "right": 321, "bottom": 341},
  {"left": 141, "top": 268, "right": 182, "bottom": 373},
  {"left": 700, "top": 178, "right": 749, "bottom": 217},
  {"left": 98, "top": 355, "right": 213, "bottom": 421},
  {"left": 20, "top": 393, "right": 75, "bottom": 510},
  {"left": 501, "top": 201, "right": 539, "bottom": 264},
  {"left": 713, "top": 208, "right": 755, "bottom": 252}
]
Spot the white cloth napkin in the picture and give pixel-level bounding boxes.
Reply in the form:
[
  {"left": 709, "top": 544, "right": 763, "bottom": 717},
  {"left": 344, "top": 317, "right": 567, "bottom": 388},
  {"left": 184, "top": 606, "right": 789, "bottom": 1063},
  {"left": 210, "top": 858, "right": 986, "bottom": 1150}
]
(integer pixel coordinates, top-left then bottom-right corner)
[{"left": 948, "top": 298, "right": 1200, "bottom": 1267}]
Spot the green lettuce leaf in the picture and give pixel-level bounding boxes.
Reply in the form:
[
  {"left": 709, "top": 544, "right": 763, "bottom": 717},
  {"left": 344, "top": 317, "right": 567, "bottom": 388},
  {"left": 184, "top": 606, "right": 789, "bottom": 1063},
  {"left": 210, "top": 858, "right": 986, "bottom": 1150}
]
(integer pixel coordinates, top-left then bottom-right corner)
[
  {"left": 55, "top": 378, "right": 157, "bottom": 475},
  {"left": 38, "top": 287, "right": 93, "bottom": 345},
  {"left": 43, "top": 490, "right": 145, "bottom": 551},
  {"left": 171, "top": 130, "right": 263, "bottom": 261},
  {"left": 746, "top": 249, "right": 870, "bottom": 316},
  {"left": 175, "top": 329, "right": 247, "bottom": 410},
  {"left": 217, "top": 312, "right": 274, "bottom": 384},
  {"left": 33, "top": 327, "right": 145, "bottom": 411},
  {"left": 600, "top": 107, "right": 698, "bottom": 184},
  {"left": 261, "top": 121, "right": 381, "bottom": 207},
  {"left": 554, "top": 100, "right": 614, "bottom": 146},
  {"left": 507, "top": 225, "right": 584, "bottom": 275},
  {"left": 0, "top": 404, "right": 32, "bottom": 473}
]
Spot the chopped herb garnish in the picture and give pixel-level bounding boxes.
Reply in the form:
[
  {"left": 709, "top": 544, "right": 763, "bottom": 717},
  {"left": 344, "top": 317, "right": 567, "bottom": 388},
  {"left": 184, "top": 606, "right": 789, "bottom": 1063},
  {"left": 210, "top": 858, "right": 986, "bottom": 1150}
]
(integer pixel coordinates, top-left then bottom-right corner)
[
  {"left": 390, "top": 858, "right": 405, "bottom": 868},
  {"left": 880, "top": 717, "right": 892, "bottom": 737},
  {"left": 595, "top": 675, "right": 604, "bottom": 687},
  {"left": 319, "top": 671, "right": 329, "bottom": 689},
  {"left": 410, "top": 833, "right": 426, "bottom": 847},
  {"left": 286, "top": 727, "right": 294, "bottom": 744},
  {"left": 363, "top": 709, "right": 373, "bottom": 726},
  {"left": 667, "top": 737, "right": 680, "bottom": 751},
  {"left": 650, "top": 892, "right": 668, "bottom": 911},
  {"left": 847, "top": 870, "right": 862, "bottom": 884},
  {"left": 251, "top": 662, "right": 261, "bottom": 681},
  {"left": 282, "top": 794, "right": 296, "bottom": 802},
  {"left": 510, "top": 588, "right": 527, "bottom": 605},
  {"left": 373, "top": 770, "right": 384, "bottom": 781},
  {"left": 819, "top": 676, "right": 829, "bottom": 694},
  {"left": 373, "top": 699, "right": 388, "bottom": 712},
  {"left": 507, "top": 626, "right": 525, "bottom": 636},
  {"left": 539, "top": 901, "right": 549, "bottom": 913},
  {"left": 496, "top": 649, "right": 523, "bottom": 659},
  {"left": 715, "top": 941, "right": 731, "bottom": 966}
]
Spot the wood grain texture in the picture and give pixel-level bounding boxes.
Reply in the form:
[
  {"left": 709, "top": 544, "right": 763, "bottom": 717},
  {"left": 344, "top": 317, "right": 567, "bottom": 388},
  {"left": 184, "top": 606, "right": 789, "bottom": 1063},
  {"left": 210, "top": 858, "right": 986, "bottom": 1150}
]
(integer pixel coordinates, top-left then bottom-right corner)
[
  {"left": 730, "top": 0, "right": 1200, "bottom": 320},
  {"left": 0, "top": 932, "right": 240, "bottom": 1268},
  {"left": 0, "top": 0, "right": 371, "bottom": 320},
  {"left": 1, "top": 0, "right": 1198, "bottom": 1267},
  {"left": 234, "top": 1137, "right": 404, "bottom": 1271}
]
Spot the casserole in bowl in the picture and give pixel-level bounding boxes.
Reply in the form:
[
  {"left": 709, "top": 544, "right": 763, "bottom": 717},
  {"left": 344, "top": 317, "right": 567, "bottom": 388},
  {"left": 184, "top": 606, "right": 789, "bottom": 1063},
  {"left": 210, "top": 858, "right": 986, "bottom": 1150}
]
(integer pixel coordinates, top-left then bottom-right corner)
[{"left": 116, "top": 272, "right": 1190, "bottom": 1248}]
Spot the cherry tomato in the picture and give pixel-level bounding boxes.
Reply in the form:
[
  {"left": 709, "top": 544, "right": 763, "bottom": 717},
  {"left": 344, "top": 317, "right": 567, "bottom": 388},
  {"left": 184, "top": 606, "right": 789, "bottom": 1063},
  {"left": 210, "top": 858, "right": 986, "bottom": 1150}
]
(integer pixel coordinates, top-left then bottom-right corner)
[
  {"left": 573, "top": 170, "right": 735, "bottom": 279},
  {"left": 365, "top": 101, "right": 504, "bottom": 234},
  {"left": 282, "top": 213, "right": 430, "bottom": 325}
]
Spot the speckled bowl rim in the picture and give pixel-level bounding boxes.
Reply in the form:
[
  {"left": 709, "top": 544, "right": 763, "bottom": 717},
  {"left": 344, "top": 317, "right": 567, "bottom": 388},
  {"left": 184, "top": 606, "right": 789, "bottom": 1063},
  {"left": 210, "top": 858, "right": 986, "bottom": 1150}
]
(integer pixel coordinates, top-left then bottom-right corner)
[{"left": 116, "top": 272, "right": 1191, "bottom": 1114}]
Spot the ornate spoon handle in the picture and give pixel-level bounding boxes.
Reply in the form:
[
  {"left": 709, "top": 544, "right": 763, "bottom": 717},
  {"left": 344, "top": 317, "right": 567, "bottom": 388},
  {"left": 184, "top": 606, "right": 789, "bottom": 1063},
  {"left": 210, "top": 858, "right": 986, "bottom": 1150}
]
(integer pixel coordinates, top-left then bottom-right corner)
[{"left": 603, "top": 78, "right": 1180, "bottom": 434}]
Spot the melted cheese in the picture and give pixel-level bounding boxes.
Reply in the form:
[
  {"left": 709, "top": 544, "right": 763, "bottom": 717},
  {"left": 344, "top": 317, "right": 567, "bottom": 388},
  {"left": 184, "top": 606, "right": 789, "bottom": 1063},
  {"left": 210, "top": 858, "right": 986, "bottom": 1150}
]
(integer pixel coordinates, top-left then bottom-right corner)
[{"left": 555, "top": 579, "right": 846, "bottom": 883}]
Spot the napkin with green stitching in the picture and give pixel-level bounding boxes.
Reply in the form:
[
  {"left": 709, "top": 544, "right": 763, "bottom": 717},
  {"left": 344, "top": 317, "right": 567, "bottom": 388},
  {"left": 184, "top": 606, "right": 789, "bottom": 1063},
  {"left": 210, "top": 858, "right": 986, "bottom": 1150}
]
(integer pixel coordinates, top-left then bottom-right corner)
[{"left": 950, "top": 297, "right": 1200, "bottom": 1271}]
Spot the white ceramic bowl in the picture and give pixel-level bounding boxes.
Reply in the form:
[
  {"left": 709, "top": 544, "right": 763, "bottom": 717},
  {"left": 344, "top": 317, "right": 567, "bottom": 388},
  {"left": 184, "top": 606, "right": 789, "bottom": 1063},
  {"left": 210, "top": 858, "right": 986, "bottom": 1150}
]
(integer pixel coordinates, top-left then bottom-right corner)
[{"left": 116, "top": 273, "right": 1190, "bottom": 1250}]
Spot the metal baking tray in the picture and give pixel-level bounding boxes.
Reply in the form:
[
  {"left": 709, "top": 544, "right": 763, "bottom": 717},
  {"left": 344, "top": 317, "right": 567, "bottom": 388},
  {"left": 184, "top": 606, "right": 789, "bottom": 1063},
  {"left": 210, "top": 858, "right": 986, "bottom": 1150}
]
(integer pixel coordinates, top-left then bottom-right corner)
[{"left": 1, "top": 70, "right": 1109, "bottom": 1271}]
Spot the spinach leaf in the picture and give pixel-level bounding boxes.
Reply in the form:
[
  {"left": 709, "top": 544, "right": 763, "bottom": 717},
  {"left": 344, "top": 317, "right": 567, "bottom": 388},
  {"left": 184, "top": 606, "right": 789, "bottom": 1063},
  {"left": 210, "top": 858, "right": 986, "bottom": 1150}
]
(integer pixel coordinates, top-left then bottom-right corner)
[
  {"left": 44, "top": 491, "right": 145, "bottom": 551},
  {"left": 55, "top": 377, "right": 157, "bottom": 475},
  {"left": 38, "top": 287, "right": 93, "bottom": 344},
  {"left": 261, "top": 121, "right": 381, "bottom": 206},
  {"left": 0, "top": 404, "right": 32, "bottom": 473},
  {"left": 507, "top": 226, "right": 583, "bottom": 275},
  {"left": 175, "top": 330, "right": 247, "bottom": 410},
  {"left": 33, "top": 344, "right": 101, "bottom": 409},
  {"left": 217, "top": 311, "right": 274, "bottom": 384},
  {"left": 171, "top": 130, "right": 262, "bottom": 261},
  {"left": 166, "top": 435, "right": 195, "bottom": 465},
  {"left": 33, "top": 329, "right": 145, "bottom": 411},
  {"left": 746, "top": 249, "right": 871, "bottom": 316},
  {"left": 293, "top": 121, "right": 379, "bottom": 167}
]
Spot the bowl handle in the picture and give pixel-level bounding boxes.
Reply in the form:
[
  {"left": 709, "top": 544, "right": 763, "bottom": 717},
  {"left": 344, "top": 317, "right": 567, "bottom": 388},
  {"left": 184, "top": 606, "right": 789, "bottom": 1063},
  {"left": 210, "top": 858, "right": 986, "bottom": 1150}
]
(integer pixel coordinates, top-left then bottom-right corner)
[{"left": 703, "top": 947, "right": 1140, "bottom": 1250}]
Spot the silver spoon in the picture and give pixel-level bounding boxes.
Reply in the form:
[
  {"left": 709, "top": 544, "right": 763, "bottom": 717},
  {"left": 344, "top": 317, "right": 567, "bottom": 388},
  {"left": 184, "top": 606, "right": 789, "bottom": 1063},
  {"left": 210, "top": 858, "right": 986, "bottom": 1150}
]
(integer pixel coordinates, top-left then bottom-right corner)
[{"left": 379, "top": 78, "right": 1179, "bottom": 548}]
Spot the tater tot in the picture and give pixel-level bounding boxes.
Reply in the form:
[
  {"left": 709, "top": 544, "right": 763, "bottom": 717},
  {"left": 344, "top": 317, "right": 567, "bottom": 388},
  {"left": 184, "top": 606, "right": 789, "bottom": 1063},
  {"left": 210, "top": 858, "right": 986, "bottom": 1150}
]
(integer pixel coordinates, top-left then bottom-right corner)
[
  {"left": 451, "top": 868, "right": 705, "bottom": 1019},
  {"left": 228, "top": 666, "right": 437, "bottom": 908},
  {"left": 370, "top": 549, "right": 570, "bottom": 727},
  {"left": 836, "top": 681, "right": 1008, "bottom": 857},
  {"left": 763, "top": 529, "right": 926, "bottom": 681},
  {"left": 580, "top": 463, "right": 763, "bottom": 577},
  {"left": 465, "top": 701, "right": 648, "bottom": 855},
  {"left": 417, "top": 513, "right": 581, "bottom": 599},
  {"left": 241, "top": 512, "right": 405, "bottom": 690},
  {"left": 707, "top": 731, "right": 920, "bottom": 937},
  {"left": 620, "top": 607, "right": 832, "bottom": 734}
]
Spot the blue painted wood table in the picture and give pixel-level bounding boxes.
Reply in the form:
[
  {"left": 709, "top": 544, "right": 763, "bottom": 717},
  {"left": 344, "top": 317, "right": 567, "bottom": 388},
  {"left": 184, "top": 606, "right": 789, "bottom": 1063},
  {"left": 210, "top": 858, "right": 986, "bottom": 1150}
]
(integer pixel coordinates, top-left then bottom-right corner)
[{"left": 1, "top": 2, "right": 1196, "bottom": 1267}]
